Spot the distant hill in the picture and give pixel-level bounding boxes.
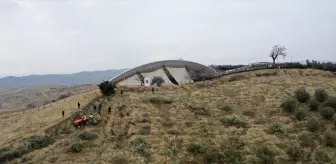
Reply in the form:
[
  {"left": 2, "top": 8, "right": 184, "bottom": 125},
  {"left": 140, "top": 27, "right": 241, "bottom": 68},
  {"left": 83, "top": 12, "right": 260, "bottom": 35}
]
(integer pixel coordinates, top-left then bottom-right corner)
[{"left": 0, "top": 69, "right": 127, "bottom": 88}]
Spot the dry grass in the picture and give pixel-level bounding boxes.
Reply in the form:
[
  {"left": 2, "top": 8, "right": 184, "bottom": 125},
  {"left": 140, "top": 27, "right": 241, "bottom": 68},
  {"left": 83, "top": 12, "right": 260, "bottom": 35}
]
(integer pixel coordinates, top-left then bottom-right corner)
[
  {"left": 0, "top": 89, "right": 100, "bottom": 148},
  {"left": 2, "top": 69, "right": 336, "bottom": 164}
]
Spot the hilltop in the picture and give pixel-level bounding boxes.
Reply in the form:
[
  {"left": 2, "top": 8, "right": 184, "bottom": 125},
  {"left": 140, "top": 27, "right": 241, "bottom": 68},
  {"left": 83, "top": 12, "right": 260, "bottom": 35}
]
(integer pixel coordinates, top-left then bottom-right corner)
[{"left": 1, "top": 69, "right": 336, "bottom": 164}]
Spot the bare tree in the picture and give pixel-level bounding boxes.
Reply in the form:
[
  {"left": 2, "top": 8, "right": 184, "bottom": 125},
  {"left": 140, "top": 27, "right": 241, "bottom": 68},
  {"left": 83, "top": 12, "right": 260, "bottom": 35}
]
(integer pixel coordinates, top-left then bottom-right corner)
[
  {"left": 134, "top": 76, "right": 144, "bottom": 86},
  {"left": 269, "top": 45, "right": 286, "bottom": 64}
]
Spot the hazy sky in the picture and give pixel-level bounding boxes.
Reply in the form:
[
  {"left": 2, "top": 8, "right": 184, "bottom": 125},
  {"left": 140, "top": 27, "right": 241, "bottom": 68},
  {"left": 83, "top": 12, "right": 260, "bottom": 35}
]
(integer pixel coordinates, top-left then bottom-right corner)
[{"left": 0, "top": 0, "right": 335, "bottom": 77}]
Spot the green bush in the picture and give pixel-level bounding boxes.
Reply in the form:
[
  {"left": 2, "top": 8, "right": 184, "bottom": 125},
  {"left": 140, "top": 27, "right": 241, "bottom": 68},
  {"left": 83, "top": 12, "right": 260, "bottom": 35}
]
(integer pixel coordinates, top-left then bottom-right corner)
[
  {"left": 203, "top": 148, "right": 222, "bottom": 164},
  {"left": 142, "top": 96, "right": 173, "bottom": 104},
  {"left": 324, "top": 132, "right": 336, "bottom": 147},
  {"left": 314, "top": 149, "right": 331, "bottom": 163},
  {"left": 187, "top": 142, "right": 206, "bottom": 155},
  {"left": 28, "top": 136, "right": 55, "bottom": 150},
  {"left": 219, "top": 104, "right": 233, "bottom": 112},
  {"left": 98, "top": 81, "right": 116, "bottom": 96},
  {"left": 307, "top": 118, "right": 320, "bottom": 132},
  {"left": 0, "top": 147, "right": 29, "bottom": 162},
  {"left": 320, "top": 107, "right": 335, "bottom": 120},
  {"left": 78, "top": 131, "right": 98, "bottom": 141},
  {"left": 256, "top": 146, "right": 275, "bottom": 164},
  {"left": 281, "top": 99, "right": 297, "bottom": 113},
  {"left": 309, "top": 100, "right": 320, "bottom": 111},
  {"left": 133, "top": 138, "right": 150, "bottom": 156},
  {"left": 286, "top": 146, "right": 303, "bottom": 162},
  {"left": 68, "top": 142, "right": 85, "bottom": 153},
  {"left": 220, "top": 116, "right": 248, "bottom": 128},
  {"left": 314, "top": 88, "right": 328, "bottom": 102},
  {"left": 269, "top": 123, "right": 285, "bottom": 135},
  {"left": 151, "top": 76, "right": 165, "bottom": 87},
  {"left": 220, "top": 137, "right": 245, "bottom": 164},
  {"left": 294, "top": 87, "right": 310, "bottom": 103},
  {"left": 295, "top": 109, "right": 307, "bottom": 121},
  {"left": 325, "top": 97, "right": 336, "bottom": 109}
]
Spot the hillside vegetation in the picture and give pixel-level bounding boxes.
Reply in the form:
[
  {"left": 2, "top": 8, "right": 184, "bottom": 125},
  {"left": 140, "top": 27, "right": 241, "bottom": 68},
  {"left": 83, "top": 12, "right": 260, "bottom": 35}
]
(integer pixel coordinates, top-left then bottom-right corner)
[{"left": 2, "top": 69, "right": 336, "bottom": 164}]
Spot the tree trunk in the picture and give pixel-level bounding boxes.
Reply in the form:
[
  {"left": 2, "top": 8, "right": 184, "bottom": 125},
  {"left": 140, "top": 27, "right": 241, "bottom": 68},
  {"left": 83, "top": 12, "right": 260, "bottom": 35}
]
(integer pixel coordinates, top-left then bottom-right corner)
[{"left": 272, "top": 58, "right": 276, "bottom": 64}]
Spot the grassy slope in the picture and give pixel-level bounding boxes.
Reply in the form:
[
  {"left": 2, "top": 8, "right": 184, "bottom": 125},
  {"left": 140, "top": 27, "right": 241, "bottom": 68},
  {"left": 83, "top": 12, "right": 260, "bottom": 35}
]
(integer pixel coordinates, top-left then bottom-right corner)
[
  {"left": 0, "top": 89, "right": 100, "bottom": 148},
  {"left": 5, "top": 69, "right": 336, "bottom": 164}
]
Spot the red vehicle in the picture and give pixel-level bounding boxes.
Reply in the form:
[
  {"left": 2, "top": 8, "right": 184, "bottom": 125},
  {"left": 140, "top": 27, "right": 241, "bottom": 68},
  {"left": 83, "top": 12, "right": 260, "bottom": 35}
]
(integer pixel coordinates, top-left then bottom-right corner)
[{"left": 74, "top": 116, "right": 89, "bottom": 126}]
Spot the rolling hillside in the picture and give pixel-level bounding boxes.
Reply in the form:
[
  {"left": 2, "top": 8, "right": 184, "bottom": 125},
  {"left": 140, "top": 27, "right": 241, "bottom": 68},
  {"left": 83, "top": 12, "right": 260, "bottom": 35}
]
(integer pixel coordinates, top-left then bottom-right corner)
[
  {"left": 0, "top": 69, "right": 127, "bottom": 88},
  {"left": 1, "top": 69, "right": 336, "bottom": 164}
]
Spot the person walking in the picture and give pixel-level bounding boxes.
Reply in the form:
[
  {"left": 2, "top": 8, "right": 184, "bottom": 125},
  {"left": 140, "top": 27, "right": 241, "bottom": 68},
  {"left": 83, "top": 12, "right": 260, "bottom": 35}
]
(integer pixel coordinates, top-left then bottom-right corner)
[
  {"left": 98, "top": 103, "right": 102, "bottom": 115},
  {"left": 77, "top": 102, "right": 80, "bottom": 109},
  {"left": 62, "top": 110, "right": 65, "bottom": 117},
  {"left": 93, "top": 105, "right": 97, "bottom": 112},
  {"left": 108, "top": 106, "right": 111, "bottom": 115}
]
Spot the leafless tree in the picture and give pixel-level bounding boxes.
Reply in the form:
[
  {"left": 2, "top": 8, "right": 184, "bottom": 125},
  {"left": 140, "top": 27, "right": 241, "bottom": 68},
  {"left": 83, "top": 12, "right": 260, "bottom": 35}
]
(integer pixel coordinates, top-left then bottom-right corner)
[
  {"left": 269, "top": 45, "right": 286, "bottom": 64},
  {"left": 134, "top": 76, "right": 144, "bottom": 86}
]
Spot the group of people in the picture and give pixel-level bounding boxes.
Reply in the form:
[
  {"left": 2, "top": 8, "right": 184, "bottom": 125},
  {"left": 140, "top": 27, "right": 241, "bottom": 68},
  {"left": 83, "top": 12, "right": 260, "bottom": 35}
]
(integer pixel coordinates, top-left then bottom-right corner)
[{"left": 62, "top": 101, "right": 113, "bottom": 117}]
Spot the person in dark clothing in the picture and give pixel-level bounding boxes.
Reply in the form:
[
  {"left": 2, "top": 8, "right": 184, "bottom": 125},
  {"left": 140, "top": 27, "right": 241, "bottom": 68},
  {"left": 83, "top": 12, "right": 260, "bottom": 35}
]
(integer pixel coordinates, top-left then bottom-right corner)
[
  {"left": 77, "top": 102, "right": 80, "bottom": 109},
  {"left": 120, "top": 90, "right": 123, "bottom": 95},
  {"left": 93, "top": 105, "right": 97, "bottom": 112},
  {"left": 98, "top": 103, "right": 102, "bottom": 114},
  {"left": 108, "top": 106, "right": 112, "bottom": 115},
  {"left": 152, "top": 87, "right": 155, "bottom": 94},
  {"left": 62, "top": 110, "right": 65, "bottom": 117}
]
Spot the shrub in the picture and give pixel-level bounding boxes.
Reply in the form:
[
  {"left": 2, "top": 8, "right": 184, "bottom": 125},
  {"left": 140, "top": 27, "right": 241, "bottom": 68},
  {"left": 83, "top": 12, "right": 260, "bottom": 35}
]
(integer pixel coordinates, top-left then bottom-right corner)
[
  {"left": 281, "top": 99, "right": 297, "bottom": 113},
  {"left": 228, "top": 75, "right": 245, "bottom": 82},
  {"left": 133, "top": 138, "right": 150, "bottom": 156},
  {"left": 187, "top": 142, "right": 206, "bottom": 155},
  {"left": 188, "top": 105, "right": 210, "bottom": 116},
  {"left": 78, "top": 131, "right": 98, "bottom": 141},
  {"left": 139, "top": 122, "right": 151, "bottom": 135},
  {"left": 151, "top": 76, "right": 165, "bottom": 87},
  {"left": 110, "top": 155, "right": 129, "bottom": 164},
  {"left": 309, "top": 100, "right": 320, "bottom": 111},
  {"left": 220, "top": 137, "right": 245, "bottom": 164},
  {"left": 314, "top": 149, "right": 331, "bottom": 163},
  {"left": 27, "top": 136, "right": 55, "bottom": 150},
  {"left": 298, "top": 132, "right": 314, "bottom": 147},
  {"left": 314, "top": 88, "right": 328, "bottom": 102},
  {"left": 167, "top": 147, "right": 179, "bottom": 157},
  {"left": 0, "top": 147, "right": 29, "bottom": 162},
  {"left": 294, "top": 87, "right": 310, "bottom": 103},
  {"left": 142, "top": 96, "right": 173, "bottom": 104},
  {"left": 325, "top": 97, "right": 336, "bottom": 109},
  {"left": 324, "top": 132, "right": 336, "bottom": 147},
  {"left": 203, "top": 148, "right": 223, "bottom": 164},
  {"left": 307, "top": 118, "right": 320, "bottom": 132},
  {"left": 320, "top": 107, "right": 335, "bottom": 120},
  {"left": 58, "top": 93, "right": 70, "bottom": 100},
  {"left": 220, "top": 116, "right": 248, "bottom": 128},
  {"left": 68, "top": 142, "right": 85, "bottom": 153},
  {"left": 286, "top": 146, "right": 303, "bottom": 162},
  {"left": 269, "top": 123, "right": 285, "bottom": 135},
  {"left": 98, "top": 81, "right": 116, "bottom": 96},
  {"left": 26, "top": 103, "right": 36, "bottom": 109},
  {"left": 219, "top": 104, "right": 233, "bottom": 112},
  {"left": 256, "top": 146, "right": 275, "bottom": 164},
  {"left": 333, "top": 114, "right": 336, "bottom": 125},
  {"left": 295, "top": 109, "right": 307, "bottom": 121}
]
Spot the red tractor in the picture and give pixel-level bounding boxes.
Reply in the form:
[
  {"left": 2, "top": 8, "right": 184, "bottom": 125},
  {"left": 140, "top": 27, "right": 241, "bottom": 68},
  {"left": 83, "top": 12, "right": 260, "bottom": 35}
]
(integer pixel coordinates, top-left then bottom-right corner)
[{"left": 74, "top": 116, "right": 89, "bottom": 126}]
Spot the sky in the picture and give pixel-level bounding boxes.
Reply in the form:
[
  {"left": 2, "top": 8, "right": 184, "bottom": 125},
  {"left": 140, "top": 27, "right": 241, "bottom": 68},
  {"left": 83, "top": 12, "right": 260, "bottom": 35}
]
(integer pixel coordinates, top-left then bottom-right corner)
[{"left": 0, "top": 0, "right": 335, "bottom": 77}]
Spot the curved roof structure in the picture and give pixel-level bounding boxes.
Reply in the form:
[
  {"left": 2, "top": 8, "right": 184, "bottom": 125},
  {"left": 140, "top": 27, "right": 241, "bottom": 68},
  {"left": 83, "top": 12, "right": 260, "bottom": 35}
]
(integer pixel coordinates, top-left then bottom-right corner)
[{"left": 109, "top": 60, "right": 218, "bottom": 84}]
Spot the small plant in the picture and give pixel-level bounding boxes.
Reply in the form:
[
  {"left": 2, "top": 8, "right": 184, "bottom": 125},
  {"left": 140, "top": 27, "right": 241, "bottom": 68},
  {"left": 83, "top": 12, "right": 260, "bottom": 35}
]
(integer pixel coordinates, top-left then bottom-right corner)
[
  {"left": 151, "top": 76, "right": 165, "bottom": 87},
  {"left": 220, "top": 137, "right": 245, "bottom": 164},
  {"left": 307, "top": 118, "right": 320, "bottom": 132},
  {"left": 167, "top": 147, "right": 179, "bottom": 157},
  {"left": 309, "top": 100, "right": 320, "bottom": 111},
  {"left": 26, "top": 103, "right": 36, "bottom": 109},
  {"left": 68, "top": 142, "right": 85, "bottom": 153},
  {"left": 325, "top": 97, "right": 336, "bottom": 109},
  {"left": 228, "top": 75, "right": 245, "bottom": 82},
  {"left": 294, "top": 87, "right": 310, "bottom": 103},
  {"left": 295, "top": 109, "right": 307, "bottom": 121},
  {"left": 320, "top": 107, "right": 335, "bottom": 120},
  {"left": 314, "top": 149, "right": 331, "bottom": 163},
  {"left": 139, "top": 122, "right": 151, "bottom": 135},
  {"left": 27, "top": 136, "right": 55, "bottom": 150},
  {"left": 187, "top": 142, "right": 206, "bottom": 155},
  {"left": 110, "top": 155, "right": 129, "bottom": 164},
  {"left": 281, "top": 99, "right": 297, "bottom": 113},
  {"left": 188, "top": 104, "right": 210, "bottom": 116},
  {"left": 324, "top": 132, "right": 336, "bottom": 147},
  {"left": 286, "top": 146, "right": 303, "bottom": 162},
  {"left": 203, "top": 148, "right": 222, "bottom": 164},
  {"left": 298, "top": 132, "right": 314, "bottom": 147},
  {"left": 78, "top": 131, "right": 98, "bottom": 140},
  {"left": 133, "top": 138, "right": 150, "bottom": 156},
  {"left": 220, "top": 116, "right": 248, "bottom": 128},
  {"left": 219, "top": 104, "right": 233, "bottom": 112},
  {"left": 256, "top": 146, "right": 275, "bottom": 164},
  {"left": 269, "top": 123, "right": 285, "bottom": 135},
  {"left": 98, "top": 81, "right": 116, "bottom": 96},
  {"left": 314, "top": 88, "right": 328, "bottom": 102}
]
